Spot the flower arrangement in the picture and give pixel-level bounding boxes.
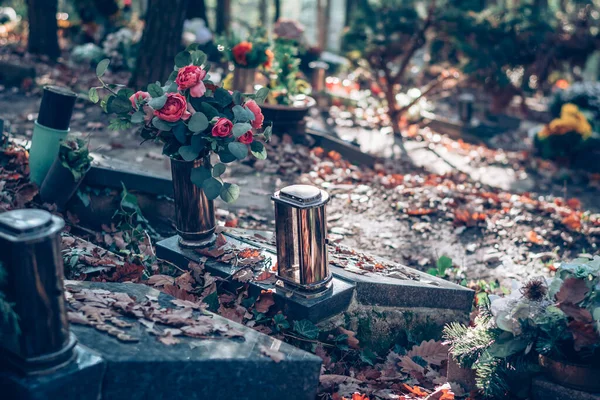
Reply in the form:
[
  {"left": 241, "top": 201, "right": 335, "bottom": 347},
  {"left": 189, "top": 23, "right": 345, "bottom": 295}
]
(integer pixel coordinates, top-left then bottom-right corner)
[
  {"left": 444, "top": 256, "right": 600, "bottom": 398},
  {"left": 89, "top": 47, "right": 272, "bottom": 204},
  {"left": 534, "top": 103, "right": 594, "bottom": 161},
  {"left": 226, "top": 30, "right": 273, "bottom": 69},
  {"left": 266, "top": 37, "right": 312, "bottom": 106},
  {"left": 58, "top": 137, "right": 93, "bottom": 181}
]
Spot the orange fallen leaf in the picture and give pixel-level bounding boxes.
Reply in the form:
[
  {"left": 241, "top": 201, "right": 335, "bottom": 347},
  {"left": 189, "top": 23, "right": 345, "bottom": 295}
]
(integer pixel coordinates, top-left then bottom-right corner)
[
  {"left": 566, "top": 198, "right": 581, "bottom": 210},
  {"left": 402, "top": 384, "right": 428, "bottom": 397},
  {"left": 526, "top": 231, "right": 544, "bottom": 245},
  {"left": 562, "top": 213, "right": 582, "bottom": 231},
  {"left": 406, "top": 208, "right": 435, "bottom": 216}
]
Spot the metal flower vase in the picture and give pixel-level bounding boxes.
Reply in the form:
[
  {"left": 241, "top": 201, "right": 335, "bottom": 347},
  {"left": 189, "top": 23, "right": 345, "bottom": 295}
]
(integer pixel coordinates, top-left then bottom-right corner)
[
  {"left": 232, "top": 67, "right": 256, "bottom": 93},
  {"left": 170, "top": 156, "right": 216, "bottom": 248}
]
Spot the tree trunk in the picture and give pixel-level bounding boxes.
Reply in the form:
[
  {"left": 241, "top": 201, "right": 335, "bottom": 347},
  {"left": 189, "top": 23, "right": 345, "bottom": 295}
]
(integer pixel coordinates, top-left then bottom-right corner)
[
  {"left": 345, "top": 0, "right": 355, "bottom": 27},
  {"left": 91, "top": 0, "right": 119, "bottom": 17},
  {"left": 186, "top": 0, "right": 207, "bottom": 22},
  {"left": 274, "top": 0, "right": 281, "bottom": 22},
  {"left": 317, "top": 0, "right": 330, "bottom": 50},
  {"left": 259, "top": 0, "right": 268, "bottom": 26},
  {"left": 215, "top": 0, "right": 231, "bottom": 35},
  {"left": 130, "top": 0, "right": 189, "bottom": 89},
  {"left": 26, "top": 0, "right": 60, "bottom": 60}
]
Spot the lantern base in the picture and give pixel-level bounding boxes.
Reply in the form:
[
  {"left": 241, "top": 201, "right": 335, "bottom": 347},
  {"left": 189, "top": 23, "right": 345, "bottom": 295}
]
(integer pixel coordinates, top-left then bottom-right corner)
[
  {"left": 276, "top": 273, "right": 334, "bottom": 299},
  {"left": 177, "top": 233, "right": 216, "bottom": 249},
  {"left": 2, "top": 332, "right": 78, "bottom": 375}
]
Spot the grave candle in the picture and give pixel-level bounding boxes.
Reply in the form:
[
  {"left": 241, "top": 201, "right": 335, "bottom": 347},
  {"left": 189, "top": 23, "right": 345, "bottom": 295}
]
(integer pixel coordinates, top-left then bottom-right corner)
[
  {"left": 272, "top": 185, "right": 332, "bottom": 296},
  {"left": 458, "top": 93, "right": 475, "bottom": 125},
  {"left": 29, "top": 86, "right": 77, "bottom": 185},
  {"left": 0, "top": 209, "right": 76, "bottom": 374}
]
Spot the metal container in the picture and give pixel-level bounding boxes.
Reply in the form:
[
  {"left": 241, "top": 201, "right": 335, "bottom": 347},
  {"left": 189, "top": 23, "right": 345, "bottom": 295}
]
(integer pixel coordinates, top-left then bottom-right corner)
[
  {"left": 272, "top": 185, "right": 332, "bottom": 295},
  {"left": 232, "top": 67, "right": 256, "bottom": 93},
  {"left": 171, "top": 156, "right": 216, "bottom": 248},
  {"left": 0, "top": 209, "right": 76, "bottom": 374},
  {"left": 458, "top": 93, "right": 475, "bottom": 124}
]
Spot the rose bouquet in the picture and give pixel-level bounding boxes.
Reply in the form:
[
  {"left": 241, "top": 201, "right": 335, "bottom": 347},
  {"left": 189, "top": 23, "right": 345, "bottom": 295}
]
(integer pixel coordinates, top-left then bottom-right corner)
[{"left": 89, "top": 47, "right": 272, "bottom": 204}]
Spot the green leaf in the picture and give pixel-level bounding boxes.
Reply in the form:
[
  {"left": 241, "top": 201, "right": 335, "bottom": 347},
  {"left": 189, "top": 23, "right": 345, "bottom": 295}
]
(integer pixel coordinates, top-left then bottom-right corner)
[
  {"left": 218, "top": 149, "right": 236, "bottom": 163},
  {"left": 273, "top": 314, "right": 290, "bottom": 330},
  {"left": 437, "top": 255, "right": 453, "bottom": 275},
  {"left": 293, "top": 320, "right": 319, "bottom": 340},
  {"left": 262, "top": 125, "right": 273, "bottom": 142},
  {"left": 88, "top": 87, "right": 99, "bottom": 103},
  {"left": 193, "top": 50, "right": 207, "bottom": 66},
  {"left": 360, "top": 349, "right": 378, "bottom": 366},
  {"left": 255, "top": 87, "right": 270, "bottom": 104},
  {"left": 188, "top": 112, "right": 209, "bottom": 133},
  {"left": 152, "top": 117, "right": 172, "bottom": 131},
  {"left": 106, "top": 96, "right": 132, "bottom": 114},
  {"left": 178, "top": 146, "right": 199, "bottom": 161},
  {"left": 202, "top": 178, "right": 223, "bottom": 200},
  {"left": 117, "top": 88, "right": 135, "bottom": 99},
  {"left": 198, "top": 102, "right": 220, "bottom": 120},
  {"left": 213, "top": 88, "right": 233, "bottom": 107},
  {"left": 202, "top": 291, "right": 219, "bottom": 312},
  {"left": 228, "top": 142, "right": 248, "bottom": 160},
  {"left": 185, "top": 43, "right": 200, "bottom": 51},
  {"left": 191, "top": 135, "right": 206, "bottom": 152},
  {"left": 190, "top": 166, "right": 212, "bottom": 186},
  {"left": 250, "top": 141, "right": 267, "bottom": 160},
  {"left": 212, "top": 163, "right": 226, "bottom": 177},
  {"left": 232, "top": 122, "right": 252, "bottom": 138},
  {"left": 96, "top": 59, "right": 110, "bottom": 77},
  {"left": 175, "top": 51, "right": 191, "bottom": 68},
  {"left": 130, "top": 111, "right": 145, "bottom": 124},
  {"left": 220, "top": 183, "right": 239, "bottom": 203},
  {"left": 232, "top": 105, "right": 254, "bottom": 123},
  {"left": 232, "top": 91, "right": 243, "bottom": 105},
  {"left": 427, "top": 268, "right": 439, "bottom": 277},
  {"left": 173, "top": 123, "right": 188, "bottom": 144},
  {"left": 147, "top": 83, "right": 163, "bottom": 98},
  {"left": 149, "top": 95, "right": 167, "bottom": 110}
]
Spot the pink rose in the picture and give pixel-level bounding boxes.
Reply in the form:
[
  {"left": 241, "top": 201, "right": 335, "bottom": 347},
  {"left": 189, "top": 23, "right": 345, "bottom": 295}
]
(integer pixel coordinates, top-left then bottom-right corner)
[
  {"left": 176, "top": 65, "right": 207, "bottom": 98},
  {"left": 129, "top": 91, "right": 150, "bottom": 110},
  {"left": 245, "top": 100, "right": 264, "bottom": 129},
  {"left": 212, "top": 118, "right": 233, "bottom": 137},
  {"left": 153, "top": 93, "right": 191, "bottom": 122},
  {"left": 238, "top": 130, "right": 253, "bottom": 144}
]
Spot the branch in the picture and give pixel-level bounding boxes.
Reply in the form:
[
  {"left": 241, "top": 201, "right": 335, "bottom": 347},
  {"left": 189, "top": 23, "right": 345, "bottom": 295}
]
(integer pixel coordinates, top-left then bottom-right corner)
[{"left": 396, "top": 73, "right": 459, "bottom": 116}]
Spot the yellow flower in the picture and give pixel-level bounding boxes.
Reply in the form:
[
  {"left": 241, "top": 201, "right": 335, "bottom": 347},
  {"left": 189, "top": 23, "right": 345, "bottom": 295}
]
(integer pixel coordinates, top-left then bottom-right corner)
[
  {"left": 295, "top": 79, "right": 312, "bottom": 94},
  {"left": 560, "top": 103, "right": 580, "bottom": 118},
  {"left": 537, "top": 102, "right": 592, "bottom": 140},
  {"left": 222, "top": 73, "right": 233, "bottom": 91}
]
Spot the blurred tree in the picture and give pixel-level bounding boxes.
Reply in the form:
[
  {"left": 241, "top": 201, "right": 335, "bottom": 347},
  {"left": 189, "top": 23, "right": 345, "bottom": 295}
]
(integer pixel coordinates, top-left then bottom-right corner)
[
  {"left": 186, "top": 0, "right": 207, "bottom": 23},
  {"left": 130, "top": 0, "right": 189, "bottom": 88},
  {"left": 274, "top": 0, "right": 281, "bottom": 22},
  {"left": 26, "top": 0, "right": 61, "bottom": 59},
  {"left": 215, "top": 0, "right": 230, "bottom": 34}
]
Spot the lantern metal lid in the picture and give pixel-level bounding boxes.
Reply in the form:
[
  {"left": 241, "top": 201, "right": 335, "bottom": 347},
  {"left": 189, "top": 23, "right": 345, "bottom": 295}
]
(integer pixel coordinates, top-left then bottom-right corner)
[
  {"left": 0, "top": 209, "right": 63, "bottom": 241},
  {"left": 272, "top": 184, "right": 330, "bottom": 209}
]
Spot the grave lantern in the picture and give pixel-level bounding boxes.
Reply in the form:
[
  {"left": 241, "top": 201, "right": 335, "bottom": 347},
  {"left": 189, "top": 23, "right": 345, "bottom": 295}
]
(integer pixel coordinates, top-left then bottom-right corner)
[
  {"left": 458, "top": 93, "right": 475, "bottom": 124},
  {"left": 0, "top": 209, "right": 76, "bottom": 374},
  {"left": 272, "top": 185, "right": 332, "bottom": 296}
]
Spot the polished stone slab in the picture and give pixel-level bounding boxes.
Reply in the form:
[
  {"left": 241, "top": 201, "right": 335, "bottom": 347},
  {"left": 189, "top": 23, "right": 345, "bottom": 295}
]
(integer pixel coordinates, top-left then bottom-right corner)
[
  {"left": 68, "top": 281, "right": 322, "bottom": 400},
  {"left": 532, "top": 376, "right": 600, "bottom": 400}
]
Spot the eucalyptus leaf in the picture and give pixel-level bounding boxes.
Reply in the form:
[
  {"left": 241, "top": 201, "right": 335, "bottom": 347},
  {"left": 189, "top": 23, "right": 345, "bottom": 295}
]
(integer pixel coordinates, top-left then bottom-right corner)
[
  {"left": 218, "top": 149, "right": 237, "bottom": 163},
  {"left": 190, "top": 166, "right": 212, "bottom": 186},
  {"left": 130, "top": 111, "right": 145, "bottom": 124},
  {"left": 232, "top": 91, "right": 243, "bottom": 105},
  {"left": 220, "top": 183, "right": 239, "bottom": 203},
  {"left": 232, "top": 105, "right": 254, "bottom": 123},
  {"left": 173, "top": 123, "right": 188, "bottom": 144},
  {"left": 152, "top": 117, "right": 172, "bottom": 131},
  {"left": 96, "top": 59, "right": 110, "bottom": 77},
  {"left": 149, "top": 95, "right": 167, "bottom": 110},
  {"left": 175, "top": 51, "right": 191, "bottom": 68},
  {"left": 262, "top": 125, "right": 273, "bottom": 142},
  {"left": 202, "top": 178, "right": 223, "bottom": 200},
  {"left": 106, "top": 96, "right": 131, "bottom": 114},
  {"left": 232, "top": 123, "right": 252, "bottom": 138},
  {"left": 178, "top": 146, "right": 199, "bottom": 161},
  {"left": 213, "top": 88, "right": 233, "bottom": 107},
  {"left": 147, "top": 83, "right": 163, "bottom": 98},
  {"left": 255, "top": 87, "right": 270, "bottom": 105},
  {"left": 198, "top": 102, "right": 220, "bottom": 120},
  {"left": 193, "top": 50, "right": 207, "bottom": 66},
  {"left": 212, "top": 163, "right": 226, "bottom": 177},
  {"left": 250, "top": 141, "right": 267, "bottom": 160},
  {"left": 228, "top": 142, "right": 248, "bottom": 160},
  {"left": 191, "top": 135, "right": 206, "bottom": 152},
  {"left": 188, "top": 112, "right": 209, "bottom": 133}
]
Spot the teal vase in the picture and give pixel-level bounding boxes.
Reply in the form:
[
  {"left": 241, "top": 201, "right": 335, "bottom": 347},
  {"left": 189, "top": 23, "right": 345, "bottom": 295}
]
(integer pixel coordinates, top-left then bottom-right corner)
[{"left": 28, "top": 86, "right": 77, "bottom": 185}]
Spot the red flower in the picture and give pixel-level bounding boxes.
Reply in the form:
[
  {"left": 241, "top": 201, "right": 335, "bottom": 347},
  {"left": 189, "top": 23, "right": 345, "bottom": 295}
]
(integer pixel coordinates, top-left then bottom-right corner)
[
  {"left": 212, "top": 118, "right": 233, "bottom": 137},
  {"left": 153, "top": 93, "right": 191, "bottom": 122},
  {"left": 232, "top": 41, "right": 253, "bottom": 66},
  {"left": 129, "top": 91, "right": 150, "bottom": 110},
  {"left": 175, "top": 65, "right": 207, "bottom": 98},
  {"left": 238, "top": 130, "right": 253, "bottom": 144},
  {"left": 244, "top": 99, "right": 264, "bottom": 129},
  {"left": 263, "top": 49, "right": 274, "bottom": 69}
]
